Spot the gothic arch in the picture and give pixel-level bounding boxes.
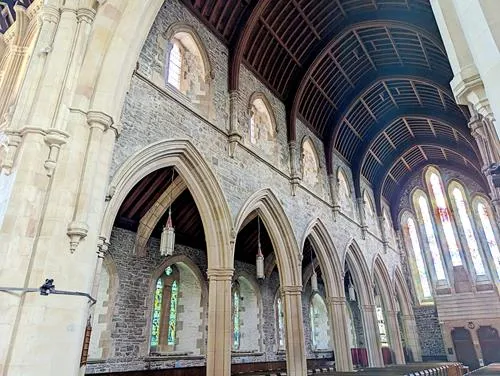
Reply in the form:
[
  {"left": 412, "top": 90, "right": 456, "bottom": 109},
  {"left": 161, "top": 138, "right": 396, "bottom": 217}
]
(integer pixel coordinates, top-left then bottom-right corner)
[
  {"left": 233, "top": 189, "right": 301, "bottom": 287},
  {"left": 301, "top": 218, "right": 343, "bottom": 297},
  {"left": 100, "top": 139, "right": 233, "bottom": 269},
  {"left": 248, "top": 92, "right": 277, "bottom": 133},
  {"left": 372, "top": 255, "right": 396, "bottom": 312},
  {"left": 393, "top": 267, "right": 414, "bottom": 317},
  {"left": 343, "top": 240, "right": 373, "bottom": 305}
]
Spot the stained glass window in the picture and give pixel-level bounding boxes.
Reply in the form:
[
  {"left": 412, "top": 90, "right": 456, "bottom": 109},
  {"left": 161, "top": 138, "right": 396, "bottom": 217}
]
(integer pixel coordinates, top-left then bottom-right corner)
[
  {"left": 478, "top": 203, "right": 500, "bottom": 278},
  {"left": 150, "top": 279, "right": 163, "bottom": 347},
  {"left": 364, "top": 191, "right": 373, "bottom": 217},
  {"left": 277, "top": 296, "right": 285, "bottom": 349},
  {"left": 429, "top": 173, "right": 462, "bottom": 266},
  {"left": 338, "top": 169, "right": 351, "bottom": 212},
  {"left": 418, "top": 195, "right": 447, "bottom": 280},
  {"left": 407, "top": 217, "right": 432, "bottom": 298},
  {"left": 452, "top": 188, "right": 485, "bottom": 275},
  {"left": 167, "top": 280, "right": 178, "bottom": 345},
  {"left": 167, "top": 42, "right": 182, "bottom": 89},
  {"left": 375, "top": 305, "right": 389, "bottom": 346},
  {"left": 232, "top": 287, "right": 241, "bottom": 350}
]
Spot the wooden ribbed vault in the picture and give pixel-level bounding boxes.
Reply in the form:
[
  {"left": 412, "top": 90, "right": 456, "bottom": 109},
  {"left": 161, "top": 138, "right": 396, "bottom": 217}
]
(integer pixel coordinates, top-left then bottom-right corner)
[{"left": 180, "top": 0, "right": 485, "bottom": 213}]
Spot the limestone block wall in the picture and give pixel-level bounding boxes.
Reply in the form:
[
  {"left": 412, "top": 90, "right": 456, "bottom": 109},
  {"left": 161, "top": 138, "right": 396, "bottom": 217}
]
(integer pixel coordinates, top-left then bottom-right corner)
[{"left": 113, "top": 0, "right": 402, "bottom": 288}]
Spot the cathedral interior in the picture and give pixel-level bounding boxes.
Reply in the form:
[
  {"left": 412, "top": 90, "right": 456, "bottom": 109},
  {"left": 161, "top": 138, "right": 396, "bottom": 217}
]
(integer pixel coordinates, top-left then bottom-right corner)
[{"left": 1, "top": 1, "right": 500, "bottom": 375}]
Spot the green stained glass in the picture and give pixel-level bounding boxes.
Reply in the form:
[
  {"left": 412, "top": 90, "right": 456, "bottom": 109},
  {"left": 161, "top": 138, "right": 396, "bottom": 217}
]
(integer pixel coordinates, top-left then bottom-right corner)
[
  {"left": 167, "top": 280, "right": 178, "bottom": 345},
  {"left": 277, "top": 297, "right": 285, "bottom": 349},
  {"left": 150, "top": 279, "right": 163, "bottom": 347},
  {"left": 232, "top": 289, "right": 240, "bottom": 350},
  {"left": 165, "top": 266, "right": 173, "bottom": 276}
]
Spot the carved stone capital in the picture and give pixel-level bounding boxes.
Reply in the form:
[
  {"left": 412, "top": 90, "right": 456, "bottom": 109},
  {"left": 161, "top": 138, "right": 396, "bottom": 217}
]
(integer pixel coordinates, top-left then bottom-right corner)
[
  {"left": 43, "top": 129, "right": 69, "bottom": 177},
  {"left": 281, "top": 285, "right": 302, "bottom": 295},
  {"left": 325, "top": 296, "right": 346, "bottom": 306},
  {"left": 76, "top": 7, "right": 96, "bottom": 24},
  {"left": 87, "top": 110, "right": 114, "bottom": 132}
]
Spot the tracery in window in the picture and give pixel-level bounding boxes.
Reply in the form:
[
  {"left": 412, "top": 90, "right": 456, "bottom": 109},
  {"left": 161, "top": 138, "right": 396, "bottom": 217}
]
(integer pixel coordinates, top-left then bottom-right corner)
[
  {"left": 302, "top": 138, "right": 319, "bottom": 187},
  {"left": 276, "top": 295, "right": 285, "bottom": 350},
  {"left": 249, "top": 95, "right": 275, "bottom": 148},
  {"left": 417, "top": 194, "right": 447, "bottom": 280},
  {"left": 406, "top": 217, "right": 432, "bottom": 298},
  {"left": 452, "top": 188, "right": 485, "bottom": 275},
  {"left": 150, "top": 265, "right": 179, "bottom": 352},
  {"left": 232, "top": 283, "right": 241, "bottom": 350},
  {"left": 478, "top": 202, "right": 500, "bottom": 278},
  {"left": 428, "top": 172, "right": 462, "bottom": 266}
]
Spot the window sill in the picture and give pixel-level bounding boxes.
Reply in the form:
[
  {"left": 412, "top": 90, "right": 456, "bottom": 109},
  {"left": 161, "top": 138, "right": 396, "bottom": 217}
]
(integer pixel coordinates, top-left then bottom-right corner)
[
  {"left": 146, "top": 353, "right": 204, "bottom": 361},
  {"left": 231, "top": 351, "right": 264, "bottom": 357},
  {"left": 312, "top": 349, "right": 333, "bottom": 354}
]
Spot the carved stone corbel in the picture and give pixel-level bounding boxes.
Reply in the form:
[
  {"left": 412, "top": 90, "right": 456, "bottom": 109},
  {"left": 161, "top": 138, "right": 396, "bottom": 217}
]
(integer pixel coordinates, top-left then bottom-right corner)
[
  {"left": 357, "top": 197, "right": 367, "bottom": 239},
  {"left": 43, "top": 129, "right": 69, "bottom": 177},
  {"left": 328, "top": 174, "right": 340, "bottom": 221},
  {"left": 227, "top": 90, "right": 242, "bottom": 158},
  {"left": 1, "top": 130, "right": 22, "bottom": 175},
  {"left": 289, "top": 141, "right": 300, "bottom": 196}
]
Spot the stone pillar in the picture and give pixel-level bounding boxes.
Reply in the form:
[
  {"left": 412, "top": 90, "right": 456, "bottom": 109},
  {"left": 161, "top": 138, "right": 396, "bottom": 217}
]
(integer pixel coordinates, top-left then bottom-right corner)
[
  {"left": 281, "top": 285, "right": 307, "bottom": 376},
  {"left": 206, "top": 268, "right": 233, "bottom": 376},
  {"left": 361, "top": 304, "right": 383, "bottom": 367},
  {"left": 401, "top": 314, "right": 422, "bottom": 362},
  {"left": 357, "top": 197, "right": 367, "bottom": 239},
  {"left": 227, "top": 90, "right": 242, "bottom": 157},
  {"left": 289, "top": 141, "right": 301, "bottom": 196},
  {"left": 385, "top": 310, "right": 405, "bottom": 365},
  {"left": 378, "top": 216, "right": 389, "bottom": 253},
  {"left": 326, "top": 297, "right": 353, "bottom": 371},
  {"left": 328, "top": 174, "right": 341, "bottom": 220}
]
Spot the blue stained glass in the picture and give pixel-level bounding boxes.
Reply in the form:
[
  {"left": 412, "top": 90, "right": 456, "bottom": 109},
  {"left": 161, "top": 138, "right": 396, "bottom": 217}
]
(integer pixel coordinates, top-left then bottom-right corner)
[
  {"left": 167, "top": 280, "right": 178, "bottom": 345},
  {"left": 150, "top": 279, "right": 163, "bottom": 347}
]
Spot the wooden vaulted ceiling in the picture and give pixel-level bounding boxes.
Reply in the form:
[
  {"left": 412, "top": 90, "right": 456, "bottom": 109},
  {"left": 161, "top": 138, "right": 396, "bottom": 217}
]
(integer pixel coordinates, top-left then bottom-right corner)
[{"left": 181, "top": 0, "right": 484, "bottom": 210}]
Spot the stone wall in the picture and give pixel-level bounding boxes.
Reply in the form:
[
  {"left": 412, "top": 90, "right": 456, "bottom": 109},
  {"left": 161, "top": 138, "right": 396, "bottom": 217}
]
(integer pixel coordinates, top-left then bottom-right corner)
[{"left": 414, "top": 306, "right": 446, "bottom": 360}]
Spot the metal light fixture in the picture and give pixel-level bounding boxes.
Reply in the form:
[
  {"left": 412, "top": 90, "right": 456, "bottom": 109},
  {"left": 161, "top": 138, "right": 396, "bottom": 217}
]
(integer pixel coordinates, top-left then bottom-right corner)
[
  {"left": 256, "top": 216, "right": 265, "bottom": 280},
  {"left": 160, "top": 170, "right": 176, "bottom": 256}
]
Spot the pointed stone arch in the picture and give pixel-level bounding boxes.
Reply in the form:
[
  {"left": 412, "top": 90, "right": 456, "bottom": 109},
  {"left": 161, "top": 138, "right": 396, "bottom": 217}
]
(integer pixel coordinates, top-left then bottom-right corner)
[
  {"left": 393, "top": 267, "right": 423, "bottom": 362},
  {"left": 301, "top": 218, "right": 342, "bottom": 297},
  {"left": 233, "top": 188, "right": 307, "bottom": 375},
  {"left": 343, "top": 240, "right": 373, "bottom": 305},
  {"left": 234, "top": 188, "right": 301, "bottom": 287},
  {"left": 100, "top": 138, "right": 233, "bottom": 270}
]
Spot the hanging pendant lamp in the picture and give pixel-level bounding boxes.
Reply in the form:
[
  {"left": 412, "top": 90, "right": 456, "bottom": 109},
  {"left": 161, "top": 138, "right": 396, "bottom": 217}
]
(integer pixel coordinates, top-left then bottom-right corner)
[
  {"left": 256, "top": 217, "right": 265, "bottom": 279},
  {"left": 160, "top": 170, "right": 176, "bottom": 256}
]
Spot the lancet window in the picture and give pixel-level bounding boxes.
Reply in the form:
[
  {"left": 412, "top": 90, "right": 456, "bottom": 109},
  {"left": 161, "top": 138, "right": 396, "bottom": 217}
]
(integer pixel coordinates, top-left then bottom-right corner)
[
  {"left": 150, "top": 266, "right": 179, "bottom": 352},
  {"left": 477, "top": 202, "right": 500, "bottom": 278},
  {"left": 232, "top": 282, "right": 241, "bottom": 350},
  {"left": 406, "top": 217, "right": 432, "bottom": 299},
  {"left": 276, "top": 294, "right": 285, "bottom": 350}
]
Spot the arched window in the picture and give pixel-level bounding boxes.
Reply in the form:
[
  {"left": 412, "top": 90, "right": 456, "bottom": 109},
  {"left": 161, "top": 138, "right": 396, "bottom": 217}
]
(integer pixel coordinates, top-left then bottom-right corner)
[
  {"left": 406, "top": 217, "right": 432, "bottom": 299},
  {"left": 477, "top": 202, "right": 500, "bottom": 278},
  {"left": 428, "top": 172, "right": 463, "bottom": 266},
  {"left": 232, "top": 282, "right": 241, "bottom": 350},
  {"left": 337, "top": 168, "right": 352, "bottom": 213},
  {"left": 158, "top": 27, "right": 213, "bottom": 118},
  {"left": 150, "top": 266, "right": 179, "bottom": 352},
  {"left": 383, "top": 209, "right": 395, "bottom": 245},
  {"left": 276, "top": 294, "right": 285, "bottom": 350},
  {"left": 364, "top": 191, "right": 374, "bottom": 218},
  {"left": 416, "top": 193, "right": 447, "bottom": 281},
  {"left": 167, "top": 41, "right": 182, "bottom": 89},
  {"left": 302, "top": 138, "right": 319, "bottom": 187},
  {"left": 249, "top": 94, "right": 276, "bottom": 147},
  {"left": 451, "top": 187, "right": 486, "bottom": 275},
  {"left": 374, "top": 291, "right": 389, "bottom": 347},
  {"left": 310, "top": 293, "right": 331, "bottom": 350}
]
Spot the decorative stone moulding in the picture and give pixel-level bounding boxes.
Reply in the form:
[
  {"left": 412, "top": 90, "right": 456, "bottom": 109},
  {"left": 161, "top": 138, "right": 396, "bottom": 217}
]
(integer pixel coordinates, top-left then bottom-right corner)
[
  {"left": 67, "top": 221, "right": 89, "bottom": 253},
  {"left": 1, "top": 130, "right": 22, "bottom": 174},
  {"left": 43, "top": 129, "right": 69, "bottom": 177}
]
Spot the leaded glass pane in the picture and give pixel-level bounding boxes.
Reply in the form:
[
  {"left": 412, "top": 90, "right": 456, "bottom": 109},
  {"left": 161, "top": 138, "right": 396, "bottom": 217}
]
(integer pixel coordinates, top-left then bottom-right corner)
[
  {"left": 429, "top": 173, "right": 462, "bottom": 266},
  {"left": 233, "top": 289, "right": 240, "bottom": 350},
  {"left": 478, "top": 203, "right": 500, "bottom": 279},
  {"left": 167, "top": 280, "right": 178, "bottom": 346},
  {"left": 167, "top": 42, "right": 181, "bottom": 89},
  {"left": 150, "top": 279, "right": 163, "bottom": 347},
  {"left": 452, "top": 189, "right": 485, "bottom": 275},
  {"left": 407, "top": 218, "right": 432, "bottom": 297},
  {"left": 277, "top": 297, "right": 285, "bottom": 349},
  {"left": 418, "top": 196, "right": 447, "bottom": 280}
]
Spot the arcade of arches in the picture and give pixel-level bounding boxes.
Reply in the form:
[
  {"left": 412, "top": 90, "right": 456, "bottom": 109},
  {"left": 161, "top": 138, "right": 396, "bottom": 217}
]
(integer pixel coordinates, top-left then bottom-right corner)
[{"left": 1, "top": 1, "right": 500, "bottom": 375}]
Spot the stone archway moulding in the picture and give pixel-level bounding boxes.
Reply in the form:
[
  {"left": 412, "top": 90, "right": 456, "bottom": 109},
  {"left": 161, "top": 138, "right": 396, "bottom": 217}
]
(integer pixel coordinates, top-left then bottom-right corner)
[
  {"left": 301, "top": 218, "right": 343, "bottom": 297},
  {"left": 233, "top": 188, "right": 301, "bottom": 287},
  {"left": 100, "top": 138, "right": 233, "bottom": 270}
]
